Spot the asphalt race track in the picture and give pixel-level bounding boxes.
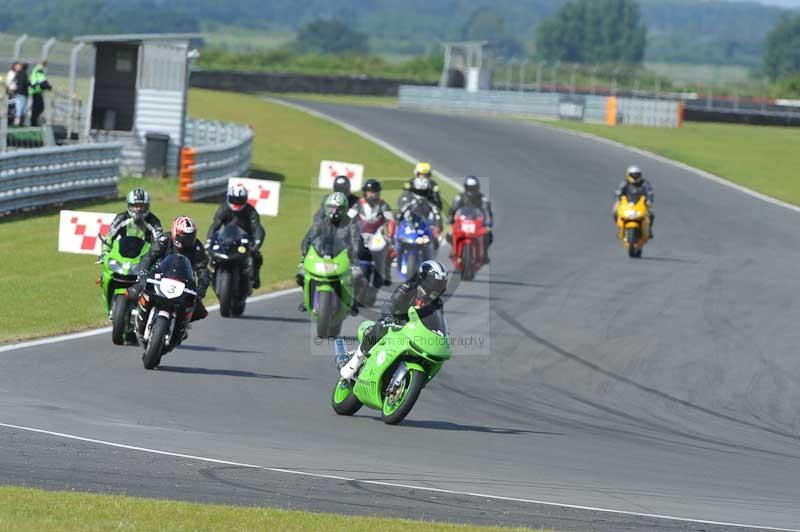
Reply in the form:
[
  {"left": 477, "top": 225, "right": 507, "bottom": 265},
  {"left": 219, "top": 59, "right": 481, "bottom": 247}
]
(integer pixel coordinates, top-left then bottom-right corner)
[{"left": 2, "top": 101, "right": 800, "bottom": 531}]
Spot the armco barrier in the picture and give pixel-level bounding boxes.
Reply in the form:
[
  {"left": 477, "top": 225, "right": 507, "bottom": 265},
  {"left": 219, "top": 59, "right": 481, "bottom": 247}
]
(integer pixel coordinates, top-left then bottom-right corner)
[
  {"left": 0, "top": 143, "right": 121, "bottom": 215},
  {"left": 398, "top": 86, "right": 682, "bottom": 127},
  {"left": 179, "top": 122, "right": 253, "bottom": 202}
]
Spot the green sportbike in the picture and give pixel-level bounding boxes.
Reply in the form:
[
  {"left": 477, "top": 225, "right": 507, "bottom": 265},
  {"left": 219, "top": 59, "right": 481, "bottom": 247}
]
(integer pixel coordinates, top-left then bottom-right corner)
[
  {"left": 98, "top": 235, "right": 150, "bottom": 345},
  {"left": 303, "top": 234, "right": 355, "bottom": 338},
  {"left": 331, "top": 306, "right": 452, "bottom": 425}
]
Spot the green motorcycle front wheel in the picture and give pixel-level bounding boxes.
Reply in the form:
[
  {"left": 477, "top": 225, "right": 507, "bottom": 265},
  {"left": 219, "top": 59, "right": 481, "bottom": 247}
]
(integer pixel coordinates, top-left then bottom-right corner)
[
  {"left": 331, "top": 378, "right": 362, "bottom": 416},
  {"left": 111, "top": 294, "right": 128, "bottom": 345},
  {"left": 381, "top": 369, "right": 425, "bottom": 425}
]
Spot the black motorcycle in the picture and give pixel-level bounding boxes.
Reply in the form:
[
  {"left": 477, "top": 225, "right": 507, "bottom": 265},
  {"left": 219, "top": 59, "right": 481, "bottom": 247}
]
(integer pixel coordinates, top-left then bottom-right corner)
[
  {"left": 135, "top": 254, "right": 198, "bottom": 370},
  {"left": 209, "top": 224, "right": 253, "bottom": 317}
]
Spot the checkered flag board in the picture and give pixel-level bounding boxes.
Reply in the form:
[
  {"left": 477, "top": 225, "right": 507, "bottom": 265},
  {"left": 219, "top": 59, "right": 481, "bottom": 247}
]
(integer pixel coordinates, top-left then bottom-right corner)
[
  {"left": 228, "top": 177, "right": 281, "bottom": 216},
  {"left": 58, "top": 210, "right": 116, "bottom": 255}
]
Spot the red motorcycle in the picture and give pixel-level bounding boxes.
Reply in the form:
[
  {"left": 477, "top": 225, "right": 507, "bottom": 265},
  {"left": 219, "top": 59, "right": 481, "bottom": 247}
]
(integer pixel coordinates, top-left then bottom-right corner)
[{"left": 450, "top": 207, "right": 487, "bottom": 281}]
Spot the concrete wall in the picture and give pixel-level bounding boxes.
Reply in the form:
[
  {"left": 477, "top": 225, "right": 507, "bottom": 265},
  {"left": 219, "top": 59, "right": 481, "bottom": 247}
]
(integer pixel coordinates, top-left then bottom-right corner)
[{"left": 190, "top": 70, "right": 434, "bottom": 96}]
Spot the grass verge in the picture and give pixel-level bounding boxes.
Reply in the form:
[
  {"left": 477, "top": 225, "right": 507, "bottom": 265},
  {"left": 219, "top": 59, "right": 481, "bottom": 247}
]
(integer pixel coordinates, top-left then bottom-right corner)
[
  {"left": 538, "top": 120, "right": 800, "bottom": 204},
  {"left": 0, "top": 89, "right": 454, "bottom": 343},
  {"left": 0, "top": 486, "right": 542, "bottom": 532}
]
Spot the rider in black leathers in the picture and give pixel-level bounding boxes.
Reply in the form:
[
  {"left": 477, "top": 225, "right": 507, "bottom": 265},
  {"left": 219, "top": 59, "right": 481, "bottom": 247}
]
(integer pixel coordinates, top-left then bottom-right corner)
[
  {"left": 338, "top": 260, "right": 449, "bottom": 379},
  {"left": 103, "top": 188, "right": 162, "bottom": 255},
  {"left": 448, "top": 175, "right": 494, "bottom": 264},
  {"left": 613, "top": 165, "right": 655, "bottom": 238},
  {"left": 135, "top": 216, "right": 211, "bottom": 322},
  {"left": 206, "top": 184, "right": 266, "bottom": 288},
  {"left": 298, "top": 192, "right": 364, "bottom": 312}
]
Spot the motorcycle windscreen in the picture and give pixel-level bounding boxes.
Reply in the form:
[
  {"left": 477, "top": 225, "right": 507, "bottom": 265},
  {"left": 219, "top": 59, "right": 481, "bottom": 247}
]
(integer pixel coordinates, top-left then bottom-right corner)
[
  {"left": 156, "top": 254, "right": 197, "bottom": 289},
  {"left": 311, "top": 232, "right": 348, "bottom": 258},
  {"left": 215, "top": 223, "right": 248, "bottom": 245},
  {"left": 417, "top": 307, "right": 449, "bottom": 337},
  {"left": 455, "top": 206, "right": 484, "bottom": 220},
  {"left": 117, "top": 236, "right": 146, "bottom": 258}
]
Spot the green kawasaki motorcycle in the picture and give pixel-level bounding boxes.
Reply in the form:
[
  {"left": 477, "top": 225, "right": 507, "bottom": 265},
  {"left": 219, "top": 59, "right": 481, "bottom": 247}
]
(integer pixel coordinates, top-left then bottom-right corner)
[
  {"left": 303, "top": 235, "right": 355, "bottom": 338},
  {"left": 331, "top": 306, "right": 452, "bottom": 425},
  {"left": 99, "top": 236, "right": 150, "bottom": 345}
]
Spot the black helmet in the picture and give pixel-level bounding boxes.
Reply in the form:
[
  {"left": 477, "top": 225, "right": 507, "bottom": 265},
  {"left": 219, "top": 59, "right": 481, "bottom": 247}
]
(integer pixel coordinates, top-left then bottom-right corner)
[
  {"left": 362, "top": 179, "right": 381, "bottom": 205},
  {"left": 333, "top": 175, "right": 351, "bottom": 195},
  {"left": 626, "top": 166, "right": 643, "bottom": 185},
  {"left": 126, "top": 188, "right": 150, "bottom": 223},
  {"left": 416, "top": 260, "right": 448, "bottom": 306},
  {"left": 464, "top": 175, "right": 480, "bottom": 195}
]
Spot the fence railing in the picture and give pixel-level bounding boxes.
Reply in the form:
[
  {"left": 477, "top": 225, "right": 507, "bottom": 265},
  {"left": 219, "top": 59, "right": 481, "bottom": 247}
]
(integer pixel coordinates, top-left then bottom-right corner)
[
  {"left": 398, "top": 85, "right": 683, "bottom": 128},
  {"left": 180, "top": 119, "right": 253, "bottom": 201},
  {"left": 0, "top": 143, "right": 121, "bottom": 215}
]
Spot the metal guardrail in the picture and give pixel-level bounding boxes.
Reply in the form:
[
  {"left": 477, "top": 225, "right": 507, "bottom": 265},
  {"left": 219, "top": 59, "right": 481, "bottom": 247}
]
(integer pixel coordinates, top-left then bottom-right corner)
[
  {"left": 398, "top": 85, "right": 683, "bottom": 128},
  {"left": 0, "top": 143, "right": 121, "bottom": 215},
  {"left": 180, "top": 120, "right": 253, "bottom": 201}
]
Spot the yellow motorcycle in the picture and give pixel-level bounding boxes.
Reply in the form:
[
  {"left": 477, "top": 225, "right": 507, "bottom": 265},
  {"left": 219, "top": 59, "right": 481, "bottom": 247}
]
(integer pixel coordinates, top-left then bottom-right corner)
[{"left": 615, "top": 195, "right": 650, "bottom": 258}]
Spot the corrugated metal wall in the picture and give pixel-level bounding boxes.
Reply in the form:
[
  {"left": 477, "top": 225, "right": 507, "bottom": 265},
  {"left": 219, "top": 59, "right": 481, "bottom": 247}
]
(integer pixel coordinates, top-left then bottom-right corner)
[
  {"left": 135, "top": 89, "right": 183, "bottom": 175},
  {"left": 133, "top": 41, "right": 188, "bottom": 176}
]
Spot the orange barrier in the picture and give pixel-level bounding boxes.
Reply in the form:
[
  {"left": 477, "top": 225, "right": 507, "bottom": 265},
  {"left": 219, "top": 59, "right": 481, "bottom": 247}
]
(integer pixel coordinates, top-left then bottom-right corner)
[
  {"left": 179, "top": 147, "right": 196, "bottom": 202},
  {"left": 678, "top": 101, "right": 685, "bottom": 127},
  {"left": 606, "top": 97, "right": 618, "bottom": 126}
]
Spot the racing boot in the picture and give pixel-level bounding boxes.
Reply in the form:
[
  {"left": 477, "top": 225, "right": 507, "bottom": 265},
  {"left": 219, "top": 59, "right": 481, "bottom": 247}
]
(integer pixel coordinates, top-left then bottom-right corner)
[{"left": 339, "top": 347, "right": 366, "bottom": 380}]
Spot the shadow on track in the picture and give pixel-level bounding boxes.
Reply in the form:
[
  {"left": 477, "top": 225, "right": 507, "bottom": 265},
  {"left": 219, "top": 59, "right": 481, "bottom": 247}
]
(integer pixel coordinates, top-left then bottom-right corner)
[
  {"left": 176, "top": 345, "right": 261, "bottom": 354},
  {"left": 396, "top": 419, "right": 563, "bottom": 435},
  {"left": 466, "top": 279, "right": 551, "bottom": 288},
  {"left": 640, "top": 256, "right": 700, "bottom": 264},
  {"left": 236, "top": 315, "right": 310, "bottom": 324},
  {"left": 157, "top": 366, "right": 308, "bottom": 381}
]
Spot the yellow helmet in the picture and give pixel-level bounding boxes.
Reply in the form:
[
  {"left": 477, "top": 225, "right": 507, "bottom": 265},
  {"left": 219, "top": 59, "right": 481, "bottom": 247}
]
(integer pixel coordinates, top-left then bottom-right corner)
[{"left": 414, "top": 162, "right": 432, "bottom": 178}]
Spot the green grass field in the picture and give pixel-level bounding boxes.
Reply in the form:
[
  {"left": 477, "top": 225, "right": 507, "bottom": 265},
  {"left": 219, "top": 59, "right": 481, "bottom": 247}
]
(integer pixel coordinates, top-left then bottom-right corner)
[
  {"left": 0, "top": 486, "right": 542, "bottom": 532},
  {"left": 0, "top": 89, "right": 453, "bottom": 343},
  {"left": 541, "top": 120, "right": 800, "bottom": 204}
]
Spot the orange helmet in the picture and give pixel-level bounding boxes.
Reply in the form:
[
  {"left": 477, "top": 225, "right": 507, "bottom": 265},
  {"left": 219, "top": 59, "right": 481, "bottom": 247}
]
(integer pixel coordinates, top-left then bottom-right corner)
[{"left": 171, "top": 216, "right": 197, "bottom": 251}]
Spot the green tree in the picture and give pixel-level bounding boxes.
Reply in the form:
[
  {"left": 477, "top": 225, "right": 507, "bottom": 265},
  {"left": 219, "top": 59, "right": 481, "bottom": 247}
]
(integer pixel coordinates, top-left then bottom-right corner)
[
  {"left": 764, "top": 14, "right": 800, "bottom": 80},
  {"left": 461, "top": 8, "right": 523, "bottom": 58},
  {"left": 535, "top": 0, "right": 646, "bottom": 64},
  {"left": 295, "top": 19, "right": 369, "bottom": 55}
]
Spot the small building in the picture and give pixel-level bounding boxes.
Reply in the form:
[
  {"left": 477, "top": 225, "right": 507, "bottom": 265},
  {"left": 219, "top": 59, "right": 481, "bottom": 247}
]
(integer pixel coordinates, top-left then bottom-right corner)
[
  {"left": 73, "top": 33, "right": 199, "bottom": 177},
  {"left": 439, "top": 41, "right": 492, "bottom": 92}
]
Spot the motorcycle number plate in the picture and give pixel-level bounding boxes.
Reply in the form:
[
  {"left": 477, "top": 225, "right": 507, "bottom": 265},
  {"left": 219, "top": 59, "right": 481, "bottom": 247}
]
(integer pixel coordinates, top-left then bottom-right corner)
[
  {"left": 160, "top": 278, "right": 185, "bottom": 299},
  {"left": 462, "top": 222, "right": 476, "bottom": 233}
]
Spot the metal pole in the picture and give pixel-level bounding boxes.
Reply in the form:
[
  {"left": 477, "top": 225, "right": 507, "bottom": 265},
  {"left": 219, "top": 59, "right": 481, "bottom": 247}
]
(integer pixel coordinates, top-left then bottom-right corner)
[
  {"left": 761, "top": 77, "right": 767, "bottom": 112},
  {"left": 518, "top": 59, "right": 528, "bottom": 92},
  {"left": 550, "top": 62, "right": 559, "bottom": 93},
  {"left": 655, "top": 78, "right": 661, "bottom": 100},
  {"left": 706, "top": 86, "right": 713, "bottom": 110},
  {"left": 590, "top": 66, "right": 597, "bottom": 95},
  {"left": 536, "top": 62, "right": 544, "bottom": 92},
  {"left": 41, "top": 37, "right": 56, "bottom": 61},
  {"left": 0, "top": 92, "right": 7, "bottom": 153},
  {"left": 569, "top": 64, "right": 577, "bottom": 96},
  {"left": 13, "top": 34, "right": 28, "bottom": 60},
  {"left": 505, "top": 60, "right": 513, "bottom": 91},
  {"left": 733, "top": 88, "right": 739, "bottom": 111},
  {"left": 69, "top": 43, "right": 85, "bottom": 97}
]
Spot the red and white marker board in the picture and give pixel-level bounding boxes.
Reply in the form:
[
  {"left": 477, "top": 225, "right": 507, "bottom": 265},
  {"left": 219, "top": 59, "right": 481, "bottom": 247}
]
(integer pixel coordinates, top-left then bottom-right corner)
[
  {"left": 228, "top": 177, "right": 281, "bottom": 216},
  {"left": 58, "top": 210, "right": 115, "bottom": 255},
  {"left": 318, "top": 160, "right": 364, "bottom": 191}
]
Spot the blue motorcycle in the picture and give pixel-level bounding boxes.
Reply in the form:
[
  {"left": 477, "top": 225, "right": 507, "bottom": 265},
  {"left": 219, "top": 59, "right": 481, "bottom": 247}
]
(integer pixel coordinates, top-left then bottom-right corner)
[{"left": 394, "top": 212, "right": 435, "bottom": 281}]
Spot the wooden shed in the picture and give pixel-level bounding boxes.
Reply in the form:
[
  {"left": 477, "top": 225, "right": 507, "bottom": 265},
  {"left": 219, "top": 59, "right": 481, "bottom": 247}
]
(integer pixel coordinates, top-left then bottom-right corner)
[{"left": 74, "top": 33, "right": 199, "bottom": 177}]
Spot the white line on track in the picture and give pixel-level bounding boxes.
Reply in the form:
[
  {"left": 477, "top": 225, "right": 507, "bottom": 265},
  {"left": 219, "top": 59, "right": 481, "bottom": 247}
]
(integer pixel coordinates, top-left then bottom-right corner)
[
  {"left": 522, "top": 120, "right": 800, "bottom": 215},
  {"left": 263, "top": 96, "right": 463, "bottom": 190},
  {"left": 3, "top": 99, "right": 798, "bottom": 531},
  {"left": 0, "top": 420, "right": 797, "bottom": 532},
  {"left": 0, "top": 288, "right": 300, "bottom": 354}
]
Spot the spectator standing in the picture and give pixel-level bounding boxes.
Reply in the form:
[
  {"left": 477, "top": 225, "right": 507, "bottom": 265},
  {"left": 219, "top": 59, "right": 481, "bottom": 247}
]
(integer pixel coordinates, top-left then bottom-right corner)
[
  {"left": 4, "top": 62, "right": 18, "bottom": 126},
  {"left": 30, "top": 60, "right": 51, "bottom": 126},
  {"left": 14, "top": 62, "right": 30, "bottom": 126}
]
